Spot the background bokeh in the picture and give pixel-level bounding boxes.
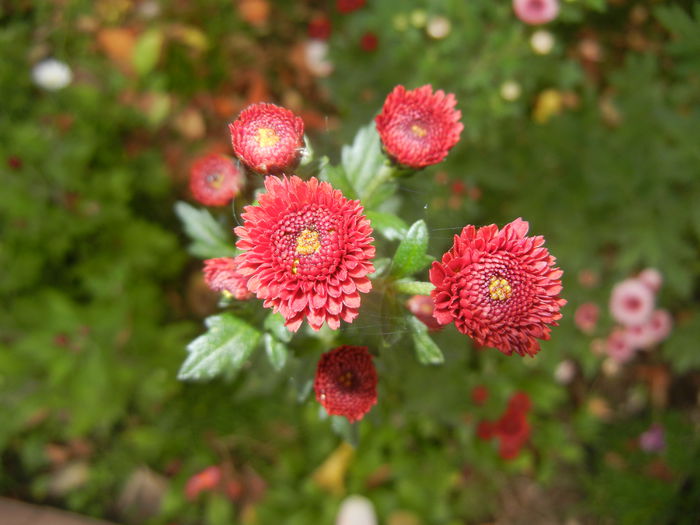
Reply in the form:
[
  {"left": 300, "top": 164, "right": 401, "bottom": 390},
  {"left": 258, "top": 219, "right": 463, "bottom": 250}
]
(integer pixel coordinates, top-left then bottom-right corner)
[{"left": 2, "top": 1, "right": 700, "bottom": 523}]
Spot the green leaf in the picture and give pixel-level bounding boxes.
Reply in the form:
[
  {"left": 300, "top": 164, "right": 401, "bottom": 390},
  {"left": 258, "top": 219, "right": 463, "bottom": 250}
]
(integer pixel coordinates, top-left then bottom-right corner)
[
  {"left": 408, "top": 316, "right": 444, "bottom": 365},
  {"left": 132, "top": 28, "right": 164, "bottom": 76},
  {"left": 341, "top": 123, "right": 385, "bottom": 197},
  {"left": 368, "top": 257, "right": 391, "bottom": 279},
  {"left": 391, "top": 220, "right": 430, "bottom": 278},
  {"left": 330, "top": 416, "right": 360, "bottom": 447},
  {"left": 263, "top": 333, "right": 288, "bottom": 371},
  {"left": 174, "top": 201, "right": 237, "bottom": 259},
  {"left": 320, "top": 161, "right": 357, "bottom": 200},
  {"left": 394, "top": 279, "right": 435, "bottom": 296},
  {"left": 178, "top": 314, "right": 261, "bottom": 381},
  {"left": 366, "top": 211, "right": 408, "bottom": 241},
  {"left": 264, "top": 312, "right": 293, "bottom": 343}
]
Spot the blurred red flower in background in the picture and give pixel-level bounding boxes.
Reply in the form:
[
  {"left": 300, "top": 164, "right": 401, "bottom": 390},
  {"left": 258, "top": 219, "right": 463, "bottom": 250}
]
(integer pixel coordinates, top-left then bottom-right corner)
[
  {"left": 189, "top": 154, "right": 243, "bottom": 206},
  {"left": 314, "top": 345, "right": 378, "bottom": 422},
  {"left": 202, "top": 257, "right": 253, "bottom": 300}
]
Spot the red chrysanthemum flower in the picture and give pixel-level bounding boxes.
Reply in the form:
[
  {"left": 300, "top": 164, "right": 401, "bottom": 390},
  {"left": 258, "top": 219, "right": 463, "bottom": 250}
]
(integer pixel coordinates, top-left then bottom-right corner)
[
  {"left": 336, "top": 0, "right": 365, "bottom": 14},
  {"left": 308, "top": 15, "right": 332, "bottom": 40},
  {"left": 189, "top": 154, "right": 244, "bottom": 206},
  {"left": 360, "top": 31, "right": 378, "bottom": 52},
  {"left": 203, "top": 257, "right": 253, "bottom": 300},
  {"left": 471, "top": 384, "right": 489, "bottom": 405},
  {"left": 375, "top": 85, "right": 463, "bottom": 169},
  {"left": 495, "top": 406, "right": 531, "bottom": 460},
  {"left": 314, "top": 345, "right": 378, "bottom": 422},
  {"left": 477, "top": 391, "right": 532, "bottom": 460},
  {"left": 229, "top": 103, "right": 305, "bottom": 175},
  {"left": 234, "top": 176, "right": 375, "bottom": 331},
  {"left": 429, "top": 218, "right": 565, "bottom": 357}
]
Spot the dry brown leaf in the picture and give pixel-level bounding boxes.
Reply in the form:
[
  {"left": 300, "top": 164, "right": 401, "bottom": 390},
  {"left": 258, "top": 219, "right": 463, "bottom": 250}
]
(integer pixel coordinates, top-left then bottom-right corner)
[{"left": 97, "top": 27, "right": 137, "bottom": 74}]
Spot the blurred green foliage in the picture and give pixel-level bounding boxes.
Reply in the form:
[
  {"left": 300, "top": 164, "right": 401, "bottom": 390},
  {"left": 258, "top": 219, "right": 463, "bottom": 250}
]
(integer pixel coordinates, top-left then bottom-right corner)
[{"left": 1, "top": 1, "right": 700, "bottom": 524}]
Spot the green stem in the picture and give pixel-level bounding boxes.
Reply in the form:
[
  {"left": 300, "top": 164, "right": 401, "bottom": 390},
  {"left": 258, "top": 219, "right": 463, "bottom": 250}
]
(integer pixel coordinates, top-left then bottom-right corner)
[{"left": 361, "top": 163, "right": 396, "bottom": 202}]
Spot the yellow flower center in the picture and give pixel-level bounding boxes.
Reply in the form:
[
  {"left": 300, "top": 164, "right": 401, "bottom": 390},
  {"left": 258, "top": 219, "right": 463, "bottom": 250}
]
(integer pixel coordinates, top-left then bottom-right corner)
[
  {"left": 256, "top": 127, "right": 280, "bottom": 148},
  {"left": 338, "top": 371, "right": 354, "bottom": 388},
  {"left": 206, "top": 173, "right": 223, "bottom": 189},
  {"left": 295, "top": 228, "right": 321, "bottom": 255},
  {"left": 411, "top": 124, "right": 427, "bottom": 137},
  {"left": 489, "top": 276, "right": 513, "bottom": 301}
]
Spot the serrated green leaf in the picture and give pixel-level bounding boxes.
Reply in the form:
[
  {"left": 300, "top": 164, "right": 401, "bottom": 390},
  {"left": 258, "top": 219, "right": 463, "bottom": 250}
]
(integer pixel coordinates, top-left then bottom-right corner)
[
  {"left": 394, "top": 279, "right": 435, "bottom": 296},
  {"left": 264, "top": 312, "right": 293, "bottom": 343},
  {"left": 391, "top": 220, "right": 429, "bottom": 278},
  {"left": 178, "top": 314, "right": 260, "bottom": 381},
  {"left": 263, "top": 333, "right": 288, "bottom": 371},
  {"left": 133, "top": 28, "right": 164, "bottom": 77},
  {"left": 341, "top": 123, "right": 385, "bottom": 197},
  {"left": 366, "top": 211, "right": 408, "bottom": 241},
  {"left": 174, "top": 201, "right": 237, "bottom": 259},
  {"left": 408, "top": 316, "right": 444, "bottom": 365}
]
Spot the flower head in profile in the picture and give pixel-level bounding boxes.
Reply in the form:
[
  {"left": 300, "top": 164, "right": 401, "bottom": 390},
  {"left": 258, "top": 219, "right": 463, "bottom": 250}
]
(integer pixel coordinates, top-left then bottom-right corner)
[
  {"left": 609, "top": 278, "right": 654, "bottom": 327},
  {"left": 375, "top": 85, "right": 463, "bottom": 169},
  {"left": 203, "top": 257, "right": 252, "bottom": 300},
  {"left": 513, "top": 0, "right": 560, "bottom": 25},
  {"left": 429, "top": 218, "right": 565, "bottom": 357},
  {"left": 229, "top": 103, "right": 305, "bottom": 174},
  {"left": 235, "top": 176, "right": 375, "bottom": 331},
  {"left": 189, "top": 154, "right": 244, "bottom": 206},
  {"left": 638, "top": 268, "right": 663, "bottom": 293},
  {"left": 314, "top": 345, "right": 378, "bottom": 422}
]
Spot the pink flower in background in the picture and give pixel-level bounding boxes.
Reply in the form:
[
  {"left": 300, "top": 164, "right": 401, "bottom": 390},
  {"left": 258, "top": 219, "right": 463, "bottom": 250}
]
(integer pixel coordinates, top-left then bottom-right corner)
[
  {"left": 513, "top": 0, "right": 560, "bottom": 25},
  {"left": 609, "top": 278, "right": 654, "bottom": 327},
  {"left": 605, "top": 328, "right": 635, "bottom": 363},
  {"left": 639, "top": 423, "right": 665, "bottom": 453},
  {"left": 646, "top": 309, "right": 673, "bottom": 345},
  {"left": 185, "top": 466, "right": 222, "bottom": 501},
  {"left": 574, "top": 302, "right": 599, "bottom": 334},
  {"left": 623, "top": 322, "right": 654, "bottom": 351},
  {"left": 638, "top": 268, "right": 663, "bottom": 293}
]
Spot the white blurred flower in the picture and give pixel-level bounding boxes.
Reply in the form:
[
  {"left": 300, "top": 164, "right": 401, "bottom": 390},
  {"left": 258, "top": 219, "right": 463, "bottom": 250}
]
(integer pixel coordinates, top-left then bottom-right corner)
[
  {"left": 336, "top": 495, "right": 377, "bottom": 525},
  {"left": 554, "top": 360, "right": 576, "bottom": 384},
  {"left": 530, "top": 29, "right": 555, "bottom": 55},
  {"left": 426, "top": 16, "right": 451, "bottom": 39},
  {"left": 304, "top": 40, "right": 333, "bottom": 77},
  {"left": 500, "top": 80, "right": 522, "bottom": 101},
  {"left": 32, "top": 58, "right": 73, "bottom": 91}
]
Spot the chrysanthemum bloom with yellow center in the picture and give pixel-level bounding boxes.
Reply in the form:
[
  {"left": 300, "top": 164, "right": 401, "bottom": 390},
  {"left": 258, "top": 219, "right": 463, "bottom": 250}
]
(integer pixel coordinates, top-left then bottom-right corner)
[
  {"left": 374, "top": 85, "right": 463, "bottom": 169},
  {"left": 189, "top": 154, "right": 244, "bottom": 206},
  {"left": 202, "top": 257, "right": 252, "bottom": 300},
  {"left": 229, "top": 103, "right": 305, "bottom": 175},
  {"left": 314, "top": 345, "right": 378, "bottom": 422},
  {"left": 429, "top": 218, "right": 565, "bottom": 357},
  {"left": 234, "top": 176, "right": 375, "bottom": 331}
]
